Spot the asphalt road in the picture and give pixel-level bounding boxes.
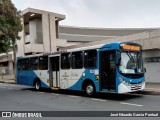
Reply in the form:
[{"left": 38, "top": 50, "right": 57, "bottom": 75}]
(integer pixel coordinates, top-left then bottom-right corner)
[{"left": 0, "top": 83, "right": 160, "bottom": 120}]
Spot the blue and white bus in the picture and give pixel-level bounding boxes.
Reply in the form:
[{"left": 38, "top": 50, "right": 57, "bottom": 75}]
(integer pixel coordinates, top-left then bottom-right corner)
[{"left": 16, "top": 42, "right": 145, "bottom": 96}]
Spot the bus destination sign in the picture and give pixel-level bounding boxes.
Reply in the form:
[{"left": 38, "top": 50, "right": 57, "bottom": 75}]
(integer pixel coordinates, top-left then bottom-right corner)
[{"left": 121, "top": 44, "right": 141, "bottom": 51}]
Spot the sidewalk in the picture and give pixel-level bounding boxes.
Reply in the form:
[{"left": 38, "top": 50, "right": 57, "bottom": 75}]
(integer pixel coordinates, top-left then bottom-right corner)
[
  {"left": 0, "top": 79, "right": 16, "bottom": 84},
  {"left": 0, "top": 78, "right": 160, "bottom": 95},
  {"left": 145, "top": 82, "right": 160, "bottom": 89},
  {"left": 138, "top": 82, "right": 160, "bottom": 95},
  {"left": 0, "top": 75, "right": 15, "bottom": 84}
]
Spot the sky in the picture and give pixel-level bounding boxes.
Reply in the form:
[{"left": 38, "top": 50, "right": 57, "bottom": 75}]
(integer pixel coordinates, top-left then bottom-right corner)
[{"left": 11, "top": 0, "right": 160, "bottom": 28}]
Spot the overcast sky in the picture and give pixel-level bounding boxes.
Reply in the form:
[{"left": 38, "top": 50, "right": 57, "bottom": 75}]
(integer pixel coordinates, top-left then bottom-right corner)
[{"left": 11, "top": 0, "right": 160, "bottom": 28}]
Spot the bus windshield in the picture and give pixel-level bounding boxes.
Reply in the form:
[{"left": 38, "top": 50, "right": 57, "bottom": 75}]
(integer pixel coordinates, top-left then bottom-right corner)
[{"left": 119, "top": 51, "right": 143, "bottom": 74}]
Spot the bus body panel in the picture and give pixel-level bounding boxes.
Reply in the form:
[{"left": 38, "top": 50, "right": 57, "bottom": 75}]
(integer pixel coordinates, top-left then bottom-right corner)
[
  {"left": 17, "top": 70, "right": 50, "bottom": 88},
  {"left": 116, "top": 71, "right": 145, "bottom": 93},
  {"left": 17, "top": 70, "right": 37, "bottom": 86},
  {"left": 66, "top": 69, "right": 100, "bottom": 92},
  {"left": 38, "top": 70, "right": 50, "bottom": 87},
  {"left": 60, "top": 69, "right": 71, "bottom": 89}
]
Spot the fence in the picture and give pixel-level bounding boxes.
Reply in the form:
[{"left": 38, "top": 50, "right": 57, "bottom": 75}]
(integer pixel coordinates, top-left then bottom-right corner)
[
  {"left": 0, "top": 67, "right": 15, "bottom": 81},
  {"left": 0, "top": 67, "right": 14, "bottom": 75}
]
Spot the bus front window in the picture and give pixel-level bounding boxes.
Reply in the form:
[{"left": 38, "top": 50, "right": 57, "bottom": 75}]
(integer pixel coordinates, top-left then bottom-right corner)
[{"left": 119, "top": 51, "right": 143, "bottom": 74}]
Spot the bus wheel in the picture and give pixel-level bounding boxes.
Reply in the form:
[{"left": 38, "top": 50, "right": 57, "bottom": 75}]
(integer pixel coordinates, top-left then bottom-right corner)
[
  {"left": 34, "top": 81, "right": 41, "bottom": 90},
  {"left": 85, "top": 83, "right": 95, "bottom": 96}
]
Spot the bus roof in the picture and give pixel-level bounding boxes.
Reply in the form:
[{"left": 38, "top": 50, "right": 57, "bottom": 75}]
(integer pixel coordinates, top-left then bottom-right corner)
[
  {"left": 67, "top": 42, "right": 123, "bottom": 52},
  {"left": 17, "top": 42, "right": 141, "bottom": 59}
]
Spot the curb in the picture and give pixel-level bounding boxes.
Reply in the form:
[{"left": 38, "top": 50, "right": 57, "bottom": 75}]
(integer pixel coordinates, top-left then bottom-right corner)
[
  {"left": 134, "top": 90, "right": 160, "bottom": 96},
  {"left": 0, "top": 80, "right": 16, "bottom": 84}
]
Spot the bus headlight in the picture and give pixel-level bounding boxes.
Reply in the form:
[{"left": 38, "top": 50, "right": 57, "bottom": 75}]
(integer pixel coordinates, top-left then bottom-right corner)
[
  {"left": 119, "top": 77, "right": 124, "bottom": 82},
  {"left": 119, "top": 77, "right": 130, "bottom": 86}
]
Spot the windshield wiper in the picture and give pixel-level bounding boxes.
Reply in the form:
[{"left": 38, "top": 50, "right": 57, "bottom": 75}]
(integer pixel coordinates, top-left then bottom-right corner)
[
  {"left": 126, "top": 51, "right": 143, "bottom": 73},
  {"left": 126, "top": 51, "right": 135, "bottom": 64}
]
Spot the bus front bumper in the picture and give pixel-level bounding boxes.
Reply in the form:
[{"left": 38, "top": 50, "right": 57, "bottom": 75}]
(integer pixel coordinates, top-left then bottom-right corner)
[{"left": 118, "top": 82, "right": 145, "bottom": 93}]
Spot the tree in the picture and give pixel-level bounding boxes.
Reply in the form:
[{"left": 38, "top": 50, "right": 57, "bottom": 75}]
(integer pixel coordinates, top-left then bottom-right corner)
[{"left": 0, "top": 0, "right": 22, "bottom": 75}]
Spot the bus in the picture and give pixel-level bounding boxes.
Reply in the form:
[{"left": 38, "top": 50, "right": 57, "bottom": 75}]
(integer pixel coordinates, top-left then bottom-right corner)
[{"left": 16, "top": 42, "right": 145, "bottom": 96}]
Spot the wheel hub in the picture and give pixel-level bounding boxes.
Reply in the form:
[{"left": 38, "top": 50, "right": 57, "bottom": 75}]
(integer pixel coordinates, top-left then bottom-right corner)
[
  {"left": 35, "top": 82, "right": 40, "bottom": 90},
  {"left": 86, "top": 85, "right": 93, "bottom": 94}
]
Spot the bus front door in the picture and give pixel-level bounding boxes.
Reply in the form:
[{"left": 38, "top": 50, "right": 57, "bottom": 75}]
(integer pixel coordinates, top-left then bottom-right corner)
[
  {"left": 100, "top": 50, "right": 116, "bottom": 91},
  {"left": 49, "top": 56, "right": 60, "bottom": 88}
]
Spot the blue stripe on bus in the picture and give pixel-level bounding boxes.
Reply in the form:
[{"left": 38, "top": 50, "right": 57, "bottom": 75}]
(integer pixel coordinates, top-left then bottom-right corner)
[
  {"left": 116, "top": 72, "right": 144, "bottom": 84},
  {"left": 16, "top": 71, "right": 50, "bottom": 88},
  {"left": 67, "top": 69, "right": 100, "bottom": 92}
]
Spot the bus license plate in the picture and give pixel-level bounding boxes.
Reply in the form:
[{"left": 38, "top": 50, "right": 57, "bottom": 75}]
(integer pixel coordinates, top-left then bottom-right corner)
[{"left": 135, "top": 85, "right": 139, "bottom": 89}]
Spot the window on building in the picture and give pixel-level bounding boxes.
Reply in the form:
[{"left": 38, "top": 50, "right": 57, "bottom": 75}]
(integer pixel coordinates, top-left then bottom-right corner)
[
  {"left": 22, "top": 58, "right": 30, "bottom": 70},
  {"left": 61, "top": 53, "right": 71, "bottom": 69},
  {"left": 39, "top": 56, "right": 48, "bottom": 70},
  {"left": 72, "top": 51, "right": 83, "bottom": 69},
  {"left": 30, "top": 57, "right": 38, "bottom": 70},
  {"left": 84, "top": 50, "right": 97, "bottom": 68}
]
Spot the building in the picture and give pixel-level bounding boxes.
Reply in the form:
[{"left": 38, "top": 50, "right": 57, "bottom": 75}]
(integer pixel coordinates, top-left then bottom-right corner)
[
  {"left": 0, "top": 8, "right": 160, "bottom": 83},
  {"left": 17, "top": 8, "right": 66, "bottom": 56}
]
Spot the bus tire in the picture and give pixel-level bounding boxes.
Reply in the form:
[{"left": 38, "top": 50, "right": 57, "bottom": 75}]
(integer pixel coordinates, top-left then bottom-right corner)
[
  {"left": 34, "top": 80, "right": 41, "bottom": 91},
  {"left": 85, "top": 83, "right": 95, "bottom": 96}
]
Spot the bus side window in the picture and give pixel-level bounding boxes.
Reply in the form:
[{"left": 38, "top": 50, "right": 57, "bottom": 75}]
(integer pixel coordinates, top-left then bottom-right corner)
[
  {"left": 30, "top": 57, "right": 38, "bottom": 70},
  {"left": 17, "top": 59, "right": 22, "bottom": 70},
  {"left": 110, "top": 53, "right": 116, "bottom": 70},
  {"left": 22, "top": 58, "right": 30, "bottom": 70},
  {"left": 61, "top": 53, "right": 71, "bottom": 69},
  {"left": 84, "top": 50, "right": 97, "bottom": 68},
  {"left": 39, "top": 56, "right": 48, "bottom": 70},
  {"left": 72, "top": 51, "right": 83, "bottom": 69}
]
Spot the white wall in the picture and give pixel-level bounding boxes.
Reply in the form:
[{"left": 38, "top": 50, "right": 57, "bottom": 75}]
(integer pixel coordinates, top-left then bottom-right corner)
[
  {"left": 29, "top": 19, "right": 43, "bottom": 44},
  {"left": 143, "top": 50, "right": 160, "bottom": 83}
]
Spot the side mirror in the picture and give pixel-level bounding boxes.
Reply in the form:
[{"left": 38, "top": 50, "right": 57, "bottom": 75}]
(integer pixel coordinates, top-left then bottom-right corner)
[{"left": 143, "top": 68, "right": 146, "bottom": 73}]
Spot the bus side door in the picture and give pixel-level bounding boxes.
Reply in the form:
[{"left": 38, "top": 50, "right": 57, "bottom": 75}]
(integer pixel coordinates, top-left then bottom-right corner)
[
  {"left": 100, "top": 50, "right": 116, "bottom": 91},
  {"left": 49, "top": 56, "right": 60, "bottom": 88}
]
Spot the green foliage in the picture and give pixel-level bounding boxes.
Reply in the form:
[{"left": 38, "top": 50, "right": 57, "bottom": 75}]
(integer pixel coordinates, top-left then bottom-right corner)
[
  {"left": 0, "top": 35, "right": 10, "bottom": 52},
  {"left": 0, "top": 0, "right": 22, "bottom": 53}
]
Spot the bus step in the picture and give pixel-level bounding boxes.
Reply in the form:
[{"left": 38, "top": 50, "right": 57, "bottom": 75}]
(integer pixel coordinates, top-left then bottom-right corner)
[{"left": 51, "top": 87, "right": 59, "bottom": 90}]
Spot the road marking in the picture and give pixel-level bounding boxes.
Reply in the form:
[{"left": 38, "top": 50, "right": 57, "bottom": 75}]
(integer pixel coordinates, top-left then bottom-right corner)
[
  {"left": 8, "top": 88, "right": 13, "bottom": 89},
  {"left": 91, "top": 98, "right": 107, "bottom": 102},
  {"left": 39, "top": 92, "right": 45, "bottom": 93},
  {"left": 0, "top": 86, "right": 5, "bottom": 88},
  {"left": 54, "top": 93, "right": 60, "bottom": 96},
  {"left": 120, "top": 102, "right": 143, "bottom": 107},
  {"left": 68, "top": 95, "right": 80, "bottom": 98}
]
